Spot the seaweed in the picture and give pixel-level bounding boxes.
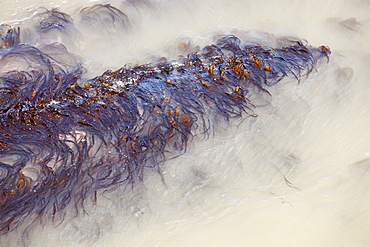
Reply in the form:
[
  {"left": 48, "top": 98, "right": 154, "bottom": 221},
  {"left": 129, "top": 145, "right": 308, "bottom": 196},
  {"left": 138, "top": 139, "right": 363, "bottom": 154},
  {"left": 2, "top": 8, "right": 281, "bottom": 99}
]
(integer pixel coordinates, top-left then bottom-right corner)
[{"left": 0, "top": 23, "right": 330, "bottom": 233}]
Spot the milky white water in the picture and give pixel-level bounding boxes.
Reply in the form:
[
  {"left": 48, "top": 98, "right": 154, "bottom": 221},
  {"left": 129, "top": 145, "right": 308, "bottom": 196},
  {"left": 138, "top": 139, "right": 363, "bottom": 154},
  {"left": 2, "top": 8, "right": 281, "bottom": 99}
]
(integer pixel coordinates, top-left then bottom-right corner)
[{"left": 1, "top": 0, "right": 370, "bottom": 246}]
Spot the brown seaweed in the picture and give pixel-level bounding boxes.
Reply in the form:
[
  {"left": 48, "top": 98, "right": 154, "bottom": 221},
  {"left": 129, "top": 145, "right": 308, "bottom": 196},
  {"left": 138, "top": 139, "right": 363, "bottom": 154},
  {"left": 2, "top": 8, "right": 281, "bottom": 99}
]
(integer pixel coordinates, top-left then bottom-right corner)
[{"left": 0, "top": 25, "right": 330, "bottom": 234}]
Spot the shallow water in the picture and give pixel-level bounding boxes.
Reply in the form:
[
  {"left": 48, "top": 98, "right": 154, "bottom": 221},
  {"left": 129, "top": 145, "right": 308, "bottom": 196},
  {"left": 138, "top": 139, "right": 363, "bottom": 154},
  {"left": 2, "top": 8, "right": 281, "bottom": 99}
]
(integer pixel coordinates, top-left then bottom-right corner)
[{"left": 1, "top": 0, "right": 370, "bottom": 246}]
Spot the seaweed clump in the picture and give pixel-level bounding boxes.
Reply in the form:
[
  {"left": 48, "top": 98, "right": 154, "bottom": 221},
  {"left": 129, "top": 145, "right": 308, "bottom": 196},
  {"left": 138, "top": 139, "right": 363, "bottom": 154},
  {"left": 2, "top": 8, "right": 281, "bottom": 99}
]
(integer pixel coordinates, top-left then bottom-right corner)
[{"left": 0, "top": 25, "right": 330, "bottom": 233}]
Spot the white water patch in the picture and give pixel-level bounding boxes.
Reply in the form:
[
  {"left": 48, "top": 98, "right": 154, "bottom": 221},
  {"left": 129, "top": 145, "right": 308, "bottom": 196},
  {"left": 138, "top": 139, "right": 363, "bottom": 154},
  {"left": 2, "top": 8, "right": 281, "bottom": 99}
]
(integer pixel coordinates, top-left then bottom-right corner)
[{"left": 1, "top": 0, "right": 370, "bottom": 246}]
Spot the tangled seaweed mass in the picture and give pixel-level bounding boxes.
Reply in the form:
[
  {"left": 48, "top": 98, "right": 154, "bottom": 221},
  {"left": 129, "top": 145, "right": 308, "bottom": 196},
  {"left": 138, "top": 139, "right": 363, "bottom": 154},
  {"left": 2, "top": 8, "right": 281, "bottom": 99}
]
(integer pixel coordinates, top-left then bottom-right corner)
[{"left": 0, "top": 6, "right": 330, "bottom": 234}]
